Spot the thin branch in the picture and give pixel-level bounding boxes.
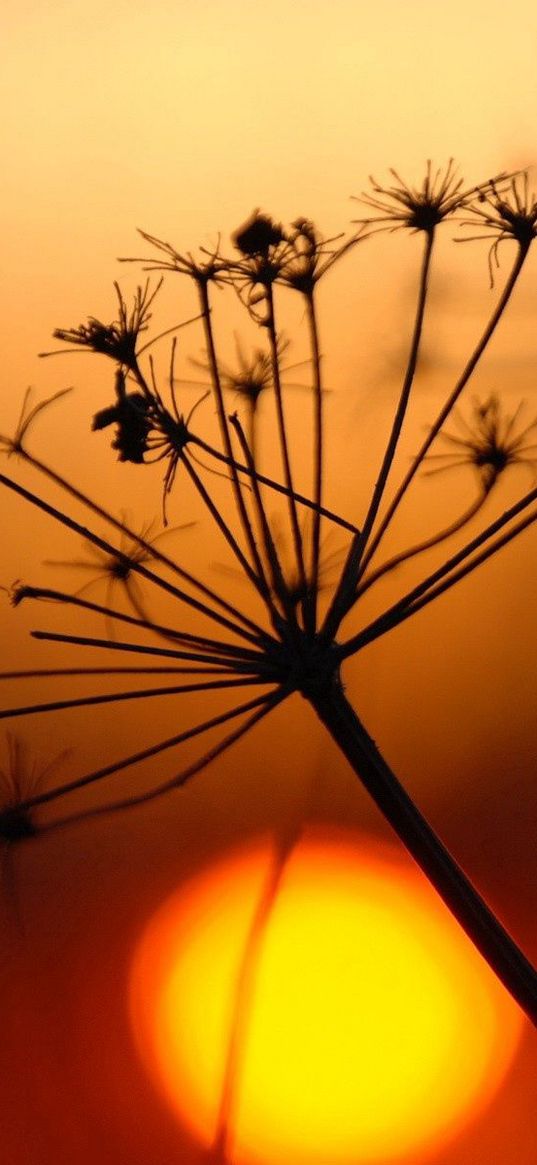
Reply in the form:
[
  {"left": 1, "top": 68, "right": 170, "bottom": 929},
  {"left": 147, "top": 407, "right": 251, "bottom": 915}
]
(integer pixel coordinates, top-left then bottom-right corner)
[
  {"left": 338, "top": 484, "right": 537, "bottom": 660},
  {"left": 15, "top": 585, "right": 264, "bottom": 661},
  {"left": 11, "top": 690, "right": 284, "bottom": 816},
  {"left": 228, "top": 413, "right": 299, "bottom": 632},
  {"left": 322, "top": 229, "right": 435, "bottom": 639},
  {"left": 0, "top": 459, "right": 269, "bottom": 645},
  {"left": 190, "top": 433, "right": 360, "bottom": 534},
  {"left": 357, "top": 240, "right": 531, "bottom": 580},
  {"left": 196, "top": 280, "right": 269, "bottom": 606},
  {"left": 305, "top": 287, "right": 325, "bottom": 631},
  {"left": 358, "top": 504, "right": 537, "bottom": 646},
  {"left": 181, "top": 451, "right": 273, "bottom": 608},
  {"left": 265, "top": 283, "right": 308, "bottom": 625},
  {"left": 0, "top": 666, "right": 244, "bottom": 679},
  {"left": 0, "top": 677, "right": 269, "bottom": 722},
  {"left": 356, "top": 491, "right": 487, "bottom": 597},
  {"left": 44, "top": 689, "right": 286, "bottom": 831},
  {"left": 29, "top": 630, "right": 269, "bottom": 673}
]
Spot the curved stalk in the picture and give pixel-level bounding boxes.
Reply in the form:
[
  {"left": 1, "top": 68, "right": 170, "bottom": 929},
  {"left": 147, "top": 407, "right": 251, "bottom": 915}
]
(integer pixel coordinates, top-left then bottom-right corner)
[
  {"left": 357, "top": 241, "right": 531, "bottom": 580},
  {"left": 309, "top": 677, "right": 537, "bottom": 1024},
  {"left": 265, "top": 284, "right": 308, "bottom": 625},
  {"left": 356, "top": 491, "right": 487, "bottom": 597},
  {"left": 322, "top": 229, "right": 435, "bottom": 640},
  {"left": 305, "top": 287, "right": 324, "bottom": 631},
  {"left": 339, "top": 483, "right": 537, "bottom": 660},
  {"left": 197, "top": 280, "right": 268, "bottom": 603}
]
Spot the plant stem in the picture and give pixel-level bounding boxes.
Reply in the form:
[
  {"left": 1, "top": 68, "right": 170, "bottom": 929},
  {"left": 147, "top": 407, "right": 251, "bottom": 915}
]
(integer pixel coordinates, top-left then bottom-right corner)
[
  {"left": 305, "top": 287, "right": 324, "bottom": 631},
  {"left": 229, "top": 413, "right": 300, "bottom": 633},
  {"left": 322, "top": 229, "right": 435, "bottom": 639},
  {"left": 309, "top": 676, "right": 537, "bottom": 1025},
  {"left": 197, "top": 280, "right": 267, "bottom": 599},
  {"left": 265, "top": 284, "right": 308, "bottom": 624},
  {"left": 357, "top": 241, "right": 530, "bottom": 580},
  {"left": 356, "top": 491, "right": 487, "bottom": 597},
  {"left": 339, "top": 483, "right": 537, "bottom": 659},
  {"left": 1, "top": 460, "right": 267, "bottom": 644},
  {"left": 190, "top": 432, "right": 360, "bottom": 534}
]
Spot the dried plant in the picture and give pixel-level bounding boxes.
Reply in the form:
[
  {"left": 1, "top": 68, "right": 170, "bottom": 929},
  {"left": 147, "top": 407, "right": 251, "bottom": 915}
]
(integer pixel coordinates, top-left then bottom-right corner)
[{"left": 1, "top": 163, "right": 537, "bottom": 1058}]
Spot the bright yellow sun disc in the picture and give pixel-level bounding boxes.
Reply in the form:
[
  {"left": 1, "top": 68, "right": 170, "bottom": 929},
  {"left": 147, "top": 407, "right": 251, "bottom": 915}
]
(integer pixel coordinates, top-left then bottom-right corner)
[{"left": 130, "top": 829, "right": 523, "bottom": 1164}]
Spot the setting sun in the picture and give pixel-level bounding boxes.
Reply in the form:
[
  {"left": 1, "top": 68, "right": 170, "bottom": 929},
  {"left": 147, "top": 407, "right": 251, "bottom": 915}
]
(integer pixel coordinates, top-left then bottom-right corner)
[{"left": 130, "top": 829, "right": 523, "bottom": 1164}]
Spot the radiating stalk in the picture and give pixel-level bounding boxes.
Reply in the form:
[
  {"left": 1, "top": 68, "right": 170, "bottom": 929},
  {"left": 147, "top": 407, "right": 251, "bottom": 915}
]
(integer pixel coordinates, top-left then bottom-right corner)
[
  {"left": 0, "top": 467, "right": 268, "bottom": 646},
  {"left": 357, "top": 241, "right": 531, "bottom": 580},
  {"left": 339, "top": 483, "right": 537, "bottom": 659},
  {"left": 229, "top": 413, "right": 299, "bottom": 633},
  {"left": 197, "top": 280, "right": 269, "bottom": 603},
  {"left": 191, "top": 432, "right": 361, "bottom": 536},
  {"left": 322, "top": 229, "right": 435, "bottom": 638},
  {"left": 305, "top": 287, "right": 324, "bottom": 630},
  {"left": 356, "top": 492, "right": 487, "bottom": 597},
  {"left": 265, "top": 284, "right": 308, "bottom": 624}
]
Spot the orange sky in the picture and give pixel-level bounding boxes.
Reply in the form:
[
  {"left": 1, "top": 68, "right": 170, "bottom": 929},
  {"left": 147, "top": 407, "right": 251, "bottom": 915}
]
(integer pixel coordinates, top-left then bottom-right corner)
[{"left": 1, "top": 3, "right": 537, "bottom": 1164}]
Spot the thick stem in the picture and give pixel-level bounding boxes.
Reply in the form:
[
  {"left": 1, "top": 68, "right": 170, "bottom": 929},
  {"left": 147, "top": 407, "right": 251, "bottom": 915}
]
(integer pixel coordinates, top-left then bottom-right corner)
[{"left": 309, "top": 677, "right": 537, "bottom": 1025}]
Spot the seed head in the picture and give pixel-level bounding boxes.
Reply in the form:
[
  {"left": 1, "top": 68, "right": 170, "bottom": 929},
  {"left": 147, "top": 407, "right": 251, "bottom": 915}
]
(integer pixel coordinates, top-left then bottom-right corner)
[
  {"left": 43, "top": 280, "right": 162, "bottom": 371},
  {"left": 459, "top": 172, "right": 537, "bottom": 283},
  {"left": 353, "top": 161, "right": 512, "bottom": 236},
  {"left": 232, "top": 211, "right": 286, "bottom": 258},
  {"left": 426, "top": 395, "right": 537, "bottom": 493}
]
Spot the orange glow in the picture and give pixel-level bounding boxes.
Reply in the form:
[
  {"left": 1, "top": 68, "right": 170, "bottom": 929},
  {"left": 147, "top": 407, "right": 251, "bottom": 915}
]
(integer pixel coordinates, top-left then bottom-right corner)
[{"left": 129, "top": 829, "right": 523, "bottom": 1164}]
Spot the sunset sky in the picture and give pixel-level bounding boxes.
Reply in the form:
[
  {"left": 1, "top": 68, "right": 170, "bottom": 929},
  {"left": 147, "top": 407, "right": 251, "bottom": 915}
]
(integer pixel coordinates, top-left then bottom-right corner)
[{"left": 1, "top": 3, "right": 537, "bottom": 1163}]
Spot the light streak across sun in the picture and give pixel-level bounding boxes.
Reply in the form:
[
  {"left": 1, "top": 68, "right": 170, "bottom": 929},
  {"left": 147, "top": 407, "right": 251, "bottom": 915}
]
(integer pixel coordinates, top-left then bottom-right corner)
[{"left": 129, "top": 828, "right": 523, "bottom": 1164}]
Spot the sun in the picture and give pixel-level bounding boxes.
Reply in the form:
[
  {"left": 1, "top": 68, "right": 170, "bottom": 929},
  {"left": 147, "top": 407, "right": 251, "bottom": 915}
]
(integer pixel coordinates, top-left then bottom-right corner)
[{"left": 129, "top": 828, "right": 523, "bottom": 1164}]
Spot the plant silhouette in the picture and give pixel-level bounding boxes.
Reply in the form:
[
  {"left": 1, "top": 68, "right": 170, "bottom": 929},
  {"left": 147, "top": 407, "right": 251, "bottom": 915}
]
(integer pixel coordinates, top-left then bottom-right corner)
[{"left": 1, "top": 164, "right": 537, "bottom": 1066}]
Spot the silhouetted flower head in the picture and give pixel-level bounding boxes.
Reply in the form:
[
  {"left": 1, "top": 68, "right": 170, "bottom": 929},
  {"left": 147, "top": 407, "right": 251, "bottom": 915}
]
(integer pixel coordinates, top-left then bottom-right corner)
[
  {"left": 45, "top": 516, "right": 194, "bottom": 633},
  {"left": 426, "top": 395, "right": 537, "bottom": 493},
  {"left": 43, "top": 280, "right": 162, "bottom": 372},
  {"left": 232, "top": 211, "right": 286, "bottom": 258},
  {"left": 120, "top": 231, "right": 227, "bottom": 286},
  {"left": 0, "top": 388, "right": 72, "bottom": 458},
  {"left": 459, "top": 172, "right": 537, "bottom": 282},
  {"left": 219, "top": 340, "right": 273, "bottom": 408},
  {"left": 92, "top": 370, "right": 152, "bottom": 462},
  {"left": 228, "top": 211, "right": 293, "bottom": 324},
  {"left": 279, "top": 218, "right": 361, "bottom": 294},
  {"left": 353, "top": 161, "right": 511, "bottom": 236}
]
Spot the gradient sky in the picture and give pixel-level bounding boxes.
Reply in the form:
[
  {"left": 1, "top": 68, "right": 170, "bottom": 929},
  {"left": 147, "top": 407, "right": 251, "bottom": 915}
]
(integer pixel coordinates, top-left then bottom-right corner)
[{"left": 1, "top": 3, "right": 537, "bottom": 1163}]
